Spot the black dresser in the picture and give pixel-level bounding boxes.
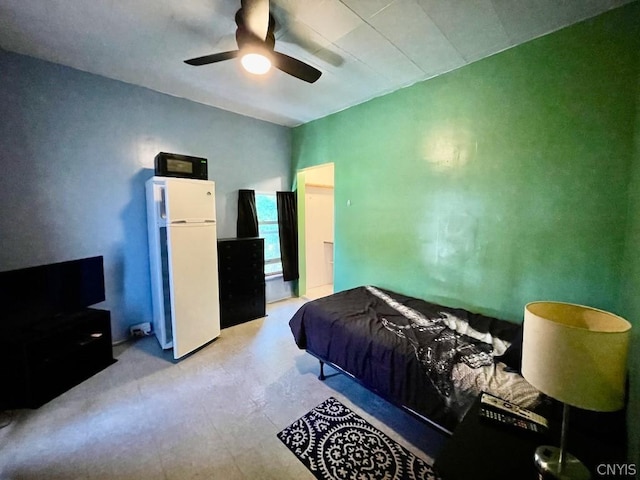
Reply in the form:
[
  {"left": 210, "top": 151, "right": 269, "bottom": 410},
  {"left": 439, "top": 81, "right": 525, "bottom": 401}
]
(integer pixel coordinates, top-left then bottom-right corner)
[{"left": 217, "top": 237, "right": 266, "bottom": 329}]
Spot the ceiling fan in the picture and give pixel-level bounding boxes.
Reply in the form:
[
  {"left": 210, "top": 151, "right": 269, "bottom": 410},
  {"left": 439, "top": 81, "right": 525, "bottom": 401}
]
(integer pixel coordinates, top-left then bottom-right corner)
[{"left": 184, "top": 0, "right": 322, "bottom": 84}]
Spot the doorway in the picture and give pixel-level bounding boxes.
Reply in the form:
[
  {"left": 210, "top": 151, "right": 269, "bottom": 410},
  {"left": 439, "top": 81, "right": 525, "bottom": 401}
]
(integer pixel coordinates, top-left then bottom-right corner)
[{"left": 297, "top": 164, "right": 334, "bottom": 300}]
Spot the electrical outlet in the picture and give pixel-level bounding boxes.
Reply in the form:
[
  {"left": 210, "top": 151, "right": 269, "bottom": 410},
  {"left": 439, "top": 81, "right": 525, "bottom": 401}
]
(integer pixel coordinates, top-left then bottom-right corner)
[{"left": 130, "top": 322, "right": 152, "bottom": 337}]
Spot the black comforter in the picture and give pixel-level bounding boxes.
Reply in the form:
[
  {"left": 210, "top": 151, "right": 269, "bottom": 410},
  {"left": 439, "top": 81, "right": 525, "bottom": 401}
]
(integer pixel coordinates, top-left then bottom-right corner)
[{"left": 289, "top": 286, "right": 522, "bottom": 433}]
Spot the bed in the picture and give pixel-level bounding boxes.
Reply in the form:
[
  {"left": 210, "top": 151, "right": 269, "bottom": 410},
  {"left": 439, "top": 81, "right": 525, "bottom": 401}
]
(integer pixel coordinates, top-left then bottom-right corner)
[{"left": 289, "top": 285, "right": 540, "bottom": 435}]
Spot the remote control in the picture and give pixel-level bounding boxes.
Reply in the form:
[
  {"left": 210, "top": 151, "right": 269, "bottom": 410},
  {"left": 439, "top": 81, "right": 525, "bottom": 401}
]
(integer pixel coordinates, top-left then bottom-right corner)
[
  {"left": 480, "top": 392, "right": 548, "bottom": 431},
  {"left": 478, "top": 407, "right": 545, "bottom": 433}
]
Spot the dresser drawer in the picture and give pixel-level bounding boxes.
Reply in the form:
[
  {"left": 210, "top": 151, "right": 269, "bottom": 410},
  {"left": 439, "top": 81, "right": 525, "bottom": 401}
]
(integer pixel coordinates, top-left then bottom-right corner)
[
  {"left": 219, "top": 289, "right": 266, "bottom": 328},
  {"left": 218, "top": 272, "right": 264, "bottom": 292},
  {"left": 218, "top": 261, "right": 264, "bottom": 279},
  {"left": 218, "top": 239, "right": 263, "bottom": 261},
  {"left": 219, "top": 282, "right": 265, "bottom": 300}
]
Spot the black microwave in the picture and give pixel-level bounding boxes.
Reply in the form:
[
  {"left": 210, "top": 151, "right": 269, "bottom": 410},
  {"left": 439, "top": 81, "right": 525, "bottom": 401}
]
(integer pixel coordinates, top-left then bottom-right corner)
[{"left": 154, "top": 152, "right": 208, "bottom": 180}]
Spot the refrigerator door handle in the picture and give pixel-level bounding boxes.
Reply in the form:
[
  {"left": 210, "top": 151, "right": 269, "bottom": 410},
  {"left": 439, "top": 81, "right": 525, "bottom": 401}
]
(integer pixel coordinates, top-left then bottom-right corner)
[
  {"left": 159, "top": 187, "right": 167, "bottom": 219},
  {"left": 169, "top": 219, "right": 216, "bottom": 224}
]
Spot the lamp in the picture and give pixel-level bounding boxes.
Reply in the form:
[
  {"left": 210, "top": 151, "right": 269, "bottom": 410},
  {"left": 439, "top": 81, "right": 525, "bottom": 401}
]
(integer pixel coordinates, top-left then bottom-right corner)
[
  {"left": 240, "top": 52, "right": 271, "bottom": 74},
  {"left": 521, "top": 301, "right": 631, "bottom": 480},
  {"left": 239, "top": 44, "right": 271, "bottom": 75}
]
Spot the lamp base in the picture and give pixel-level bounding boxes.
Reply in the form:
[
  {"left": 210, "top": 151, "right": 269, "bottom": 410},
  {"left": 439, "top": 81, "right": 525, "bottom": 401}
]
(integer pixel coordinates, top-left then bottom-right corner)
[{"left": 534, "top": 446, "right": 591, "bottom": 480}]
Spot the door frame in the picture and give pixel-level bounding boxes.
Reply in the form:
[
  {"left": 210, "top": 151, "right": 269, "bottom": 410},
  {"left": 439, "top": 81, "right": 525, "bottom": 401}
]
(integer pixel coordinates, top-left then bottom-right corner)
[{"left": 296, "top": 163, "right": 334, "bottom": 297}]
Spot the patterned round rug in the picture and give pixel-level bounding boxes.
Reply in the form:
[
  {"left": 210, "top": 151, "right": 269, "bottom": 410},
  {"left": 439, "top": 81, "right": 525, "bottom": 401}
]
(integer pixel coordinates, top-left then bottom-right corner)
[{"left": 277, "top": 397, "right": 440, "bottom": 480}]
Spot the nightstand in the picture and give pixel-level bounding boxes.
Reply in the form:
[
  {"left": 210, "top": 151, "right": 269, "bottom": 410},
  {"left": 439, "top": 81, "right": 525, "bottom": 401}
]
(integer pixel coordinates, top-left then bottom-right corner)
[{"left": 433, "top": 396, "right": 627, "bottom": 480}]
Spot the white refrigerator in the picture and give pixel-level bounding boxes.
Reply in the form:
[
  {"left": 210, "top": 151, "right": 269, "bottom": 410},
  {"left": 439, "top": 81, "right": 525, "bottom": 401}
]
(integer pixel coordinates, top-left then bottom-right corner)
[{"left": 146, "top": 176, "right": 220, "bottom": 359}]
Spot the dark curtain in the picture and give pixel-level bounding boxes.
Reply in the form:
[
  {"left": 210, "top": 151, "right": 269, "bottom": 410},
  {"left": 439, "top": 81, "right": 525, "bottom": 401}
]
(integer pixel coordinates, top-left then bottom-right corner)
[
  {"left": 237, "top": 189, "right": 258, "bottom": 238},
  {"left": 276, "top": 191, "right": 299, "bottom": 281}
]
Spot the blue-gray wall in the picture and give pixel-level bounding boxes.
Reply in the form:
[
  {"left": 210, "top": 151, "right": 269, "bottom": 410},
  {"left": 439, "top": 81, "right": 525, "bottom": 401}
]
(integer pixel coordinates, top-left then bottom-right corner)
[{"left": 0, "top": 49, "right": 292, "bottom": 342}]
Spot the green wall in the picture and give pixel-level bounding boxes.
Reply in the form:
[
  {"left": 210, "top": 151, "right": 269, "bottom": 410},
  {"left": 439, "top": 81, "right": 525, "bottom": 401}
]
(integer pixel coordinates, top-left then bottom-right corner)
[
  {"left": 293, "top": 3, "right": 640, "bottom": 460},
  {"left": 293, "top": 3, "right": 639, "bottom": 321},
  {"left": 621, "top": 61, "right": 640, "bottom": 466}
]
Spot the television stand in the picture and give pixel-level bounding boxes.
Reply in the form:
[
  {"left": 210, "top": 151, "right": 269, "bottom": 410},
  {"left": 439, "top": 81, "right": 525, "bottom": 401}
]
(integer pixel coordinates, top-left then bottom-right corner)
[{"left": 0, "top": 308, "right": 116, "bottom": 409}]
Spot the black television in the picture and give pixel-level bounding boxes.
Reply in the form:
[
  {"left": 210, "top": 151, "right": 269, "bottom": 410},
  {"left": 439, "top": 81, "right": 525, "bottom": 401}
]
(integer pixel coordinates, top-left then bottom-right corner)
[{"left": 0, "top": 256, "right": 105, "bottom": 326}]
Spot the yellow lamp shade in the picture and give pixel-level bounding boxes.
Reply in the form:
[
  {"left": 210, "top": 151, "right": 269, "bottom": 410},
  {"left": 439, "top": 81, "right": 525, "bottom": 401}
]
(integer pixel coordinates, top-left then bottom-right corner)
[{"left": 522, "top": 301, "right": 631, "bottom": 412}]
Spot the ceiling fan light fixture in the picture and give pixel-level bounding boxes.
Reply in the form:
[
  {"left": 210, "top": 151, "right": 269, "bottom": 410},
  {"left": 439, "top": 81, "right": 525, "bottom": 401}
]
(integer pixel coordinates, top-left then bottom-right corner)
[
  {"left": 240, "top": 52, "right": 271, "bottom": 75},
  {"left": 184, "top": 1, "right": 322, "bottom": 83}
]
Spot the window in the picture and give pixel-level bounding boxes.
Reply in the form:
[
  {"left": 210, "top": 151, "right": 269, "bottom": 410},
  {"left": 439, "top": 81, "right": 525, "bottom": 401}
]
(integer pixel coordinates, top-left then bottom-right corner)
[{"left": 256, "top": 193, "right": 282, "bottom": 276}]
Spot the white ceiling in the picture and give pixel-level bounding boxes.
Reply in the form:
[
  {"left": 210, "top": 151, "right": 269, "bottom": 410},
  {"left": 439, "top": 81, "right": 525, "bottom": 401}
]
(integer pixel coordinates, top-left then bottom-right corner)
[{"left": 0, "top": 0, "right": 633, "bottom": 127}]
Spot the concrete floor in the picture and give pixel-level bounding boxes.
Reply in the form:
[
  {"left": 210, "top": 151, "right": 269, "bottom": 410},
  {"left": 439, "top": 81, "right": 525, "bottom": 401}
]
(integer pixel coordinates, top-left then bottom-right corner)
[{"left": 0, "top": 297, "right": 446, "bottom": 479}]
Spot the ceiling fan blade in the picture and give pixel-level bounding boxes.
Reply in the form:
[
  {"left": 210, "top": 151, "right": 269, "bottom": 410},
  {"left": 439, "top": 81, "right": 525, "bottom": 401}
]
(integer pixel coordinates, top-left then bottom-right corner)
[
  {"left": 272, "top": 51, "right": 322, "bottom": 83},
  {"left": 184, "top": 51, "right": 240, "bottom": 66},
  {"left": 241, "top": 0, "right": 269, "bottom": 41}
]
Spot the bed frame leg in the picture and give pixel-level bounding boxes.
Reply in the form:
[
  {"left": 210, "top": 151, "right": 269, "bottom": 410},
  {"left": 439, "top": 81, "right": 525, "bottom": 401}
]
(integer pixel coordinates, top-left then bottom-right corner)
[{"left": 318, "top": 360, "right": 326, "bottom": 381}]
